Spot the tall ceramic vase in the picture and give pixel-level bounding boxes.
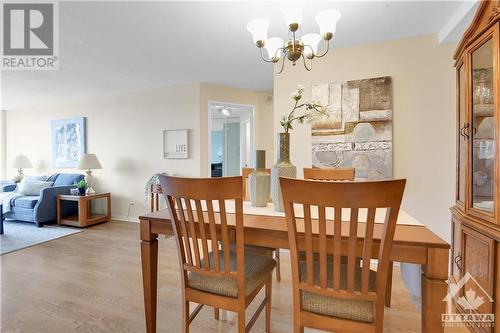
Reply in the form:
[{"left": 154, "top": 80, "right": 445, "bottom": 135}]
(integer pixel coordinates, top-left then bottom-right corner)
[
  {"left": 271, "top": 133, "right": 296, "bottom": 212},
  {"left": 249, "top": 150, "right": 271, "bottom": 207}
]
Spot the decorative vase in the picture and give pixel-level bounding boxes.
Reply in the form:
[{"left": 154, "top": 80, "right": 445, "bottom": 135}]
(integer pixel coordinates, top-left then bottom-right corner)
[
  {"left": 271, "top": 133, "right": 296, "bottom": 212},
  {"left": 78, "top": 187, "right": 86, "bottom": 196},
  {"left": 249, "top": 150, "right": 271, "bottom": 207}
]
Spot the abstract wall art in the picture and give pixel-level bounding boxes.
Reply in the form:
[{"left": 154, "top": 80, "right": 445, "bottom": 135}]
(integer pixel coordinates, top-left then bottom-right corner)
[
  {"left": 311, "top": 76, "right": 393, "bottom": 179},
  {"left": 51, "top": 117, "right": 87, "bottom": 168}
]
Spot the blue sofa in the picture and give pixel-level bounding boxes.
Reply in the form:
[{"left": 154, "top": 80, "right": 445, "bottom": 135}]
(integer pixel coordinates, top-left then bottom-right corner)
[{"left": 1, "top": 173, "right": 84, "bottom": 227}]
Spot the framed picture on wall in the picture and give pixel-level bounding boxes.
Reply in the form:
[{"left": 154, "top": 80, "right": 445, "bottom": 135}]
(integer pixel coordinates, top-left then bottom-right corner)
[
  {"left": 163, "top": 129, "right": 189, "bottom": 159},
  {"left": 51, "top": 117, "right": 87, "bottom": 168}
]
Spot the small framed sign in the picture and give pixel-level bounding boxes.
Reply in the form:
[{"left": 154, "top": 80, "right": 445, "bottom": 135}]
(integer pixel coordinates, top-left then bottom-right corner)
[{"left": 163, "top": 129, "right": 189, "bottom": 159}]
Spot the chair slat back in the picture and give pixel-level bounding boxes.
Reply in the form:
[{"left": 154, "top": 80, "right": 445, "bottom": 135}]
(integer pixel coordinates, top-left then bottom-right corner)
[
  {"left": 280, "top": 177, "right": 405, "bottom": 312},
  {"left": 159, "top": 176, "right": 244, "bottom": 281},
  {"left": 303, "top": 167, "right": 355, "bottom": 181}
]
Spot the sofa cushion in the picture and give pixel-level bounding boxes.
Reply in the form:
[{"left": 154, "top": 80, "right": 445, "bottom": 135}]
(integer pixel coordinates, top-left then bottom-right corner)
[
  {"left": 12, "top": 196, "right": 40, "bottom": 209},
  {"left": 18, "top": 180, "right": 53, "bottom": 195},
  {"left": 47, "top": 174, "right": 60, "bottom": 182},
  {"left": 53, "top": 173, "right": 84, "bottom": 186},
  {"left": 24, "top": 175, "right": 48, "bottom": 181}
]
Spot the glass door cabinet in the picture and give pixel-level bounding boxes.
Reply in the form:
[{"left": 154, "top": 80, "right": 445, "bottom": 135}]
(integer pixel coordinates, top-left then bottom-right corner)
[{"left": 451, "top": 2, "right": 499, "bottom": 332}]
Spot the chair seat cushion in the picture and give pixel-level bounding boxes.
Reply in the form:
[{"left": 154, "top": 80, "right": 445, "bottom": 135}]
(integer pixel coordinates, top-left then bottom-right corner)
[
  {"left": 188, "top": 250, "right": 275, "bottom": 298},
  {"left": 12, "top": 196, "right": 40, "bottom": 209},
  {"left": 300, "top": 261, "right": 377, "bottom": 323}
]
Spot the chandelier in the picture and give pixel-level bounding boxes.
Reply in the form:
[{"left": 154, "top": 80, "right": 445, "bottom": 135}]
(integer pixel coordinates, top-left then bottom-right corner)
[{"left": 247, "top": 6, "right": 341, "bottom": 74}]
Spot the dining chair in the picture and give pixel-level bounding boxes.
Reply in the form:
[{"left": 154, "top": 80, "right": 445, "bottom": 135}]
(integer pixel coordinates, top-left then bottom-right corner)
[
  {"left": 303, "top": 167, "right": 355, "bottom": 181},
  {"left": 280, "top": 177, "right": 406, "bottom": 333},
  {"left": 242, "top": 167, "right": 281, "bottom": 282},
  {"left": 159, "top": 175, "right": 275, "bottom": 333},
  {"left": 302, "top": 167, "right": 395, "bottom": 307}
]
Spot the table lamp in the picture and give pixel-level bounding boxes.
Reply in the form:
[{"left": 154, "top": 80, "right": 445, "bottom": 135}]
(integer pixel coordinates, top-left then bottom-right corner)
[
  {"left": 78, "top": 153, "right": 102, "bottom": 194},
  {"left": 11, "top": 155, "right": 33, "bottom": 182}
]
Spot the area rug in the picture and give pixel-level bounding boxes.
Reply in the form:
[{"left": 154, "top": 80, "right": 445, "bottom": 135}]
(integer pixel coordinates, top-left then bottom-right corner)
[{"left": 0, "top": 221, "right": 83, "bottom": 255}]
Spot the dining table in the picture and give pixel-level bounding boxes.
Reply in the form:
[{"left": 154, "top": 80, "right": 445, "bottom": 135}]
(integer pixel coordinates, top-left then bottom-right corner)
[{"left": 139, "top": 201, "right": 450, "bottom": 333}]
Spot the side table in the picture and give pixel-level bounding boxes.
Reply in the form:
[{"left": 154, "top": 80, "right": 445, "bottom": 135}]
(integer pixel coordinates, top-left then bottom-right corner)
[{"left": 57, "top": 193, "right": 111, "bottom": 227}]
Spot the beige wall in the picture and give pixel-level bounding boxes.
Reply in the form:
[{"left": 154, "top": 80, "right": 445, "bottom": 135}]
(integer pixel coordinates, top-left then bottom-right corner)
[
  {"left": 200, "top": 83, "right": 274, "bottom": 176},
  {"left": 6, "top": 84, "right": 202, "bottom": 220},
  {"left": 0, "top": 110, "right": 6, "bottom": 179},
  {"left": 5, "top": 83, "right": 273, "bottom": 221},
  {"left": 273, "top": 35, "right": 457, "bottom": 241}
]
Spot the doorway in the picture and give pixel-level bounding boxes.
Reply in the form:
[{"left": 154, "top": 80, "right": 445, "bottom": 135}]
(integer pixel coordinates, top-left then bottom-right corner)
[{"left": 208, "top": 102, "right": 255, "bottom": 177}]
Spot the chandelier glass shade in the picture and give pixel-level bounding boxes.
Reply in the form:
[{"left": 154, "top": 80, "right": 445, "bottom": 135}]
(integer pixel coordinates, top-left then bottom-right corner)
[{"left": 247, "top": 7, "right": 341, "bottom": 73}]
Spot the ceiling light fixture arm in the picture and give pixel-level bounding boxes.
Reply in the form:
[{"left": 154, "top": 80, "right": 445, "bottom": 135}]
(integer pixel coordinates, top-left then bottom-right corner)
[
  {"left": 302, "top": 53, "right": 312, "bottom": 71},
  {"left": 274, "top": 53, "right": 286, "bottom": 74},
  {"left": 314, "top": 38, "right": 331, "bottom": 58}
]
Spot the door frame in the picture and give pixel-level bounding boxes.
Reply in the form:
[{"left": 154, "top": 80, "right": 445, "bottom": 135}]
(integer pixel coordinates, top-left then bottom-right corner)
[{"left": 207, "top": 101, "right": 256, "bottom": 177}]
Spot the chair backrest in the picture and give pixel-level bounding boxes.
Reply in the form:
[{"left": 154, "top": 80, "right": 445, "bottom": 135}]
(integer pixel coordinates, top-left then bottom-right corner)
[
  {"left": 242, "top": 167, "right": 272, "bottom": 200},
  {"left": 303, "top": 167, "right": 355, "bottom": 181},
  {"left": 158, "top": 176, "right": 245, "bottom": 291},
  {"left": 280, "top": 177, "right": 405, "bottom": 322}
]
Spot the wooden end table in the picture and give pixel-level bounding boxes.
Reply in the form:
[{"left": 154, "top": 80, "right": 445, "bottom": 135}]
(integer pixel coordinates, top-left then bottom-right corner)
[{"left": 57, "top": 193, "right": 111, "bottom": 227}]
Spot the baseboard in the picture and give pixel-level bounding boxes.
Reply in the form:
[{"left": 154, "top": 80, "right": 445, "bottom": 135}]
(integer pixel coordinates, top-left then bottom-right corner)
[{"left": 111, "top": 215, "right": 139, "bottom": 223}]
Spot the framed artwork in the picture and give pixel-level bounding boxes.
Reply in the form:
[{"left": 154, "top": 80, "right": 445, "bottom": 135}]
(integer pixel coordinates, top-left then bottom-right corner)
[
  {"left": 51, "top": 117, "right": 86, "bottom": 168},
  {"left": 311, "top": 76, "right": 393, "bottom": 179},
  {"left": 164, "top": 129, "right": 189, "bottom": 159}
]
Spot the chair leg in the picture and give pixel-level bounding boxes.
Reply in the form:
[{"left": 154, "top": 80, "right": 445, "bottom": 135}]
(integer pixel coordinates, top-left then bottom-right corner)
[
  {"left": 265, "top": 274, "right": 272, "bottom": 332},
  {"left": 275, "top": 249, "right": 281, "bottom": 282},
  {"left": 237, "top": 307, "right": 245, "bottom": 333},
  {"left": 214, "top": 307, "right": 219, "bottom": 320},
  {"left": 183, "top": 301, "right": 190, "bottom": 333},
  {"left": 294, "top": 323, "right": 303, "bottom": 333},
  {"left": 385, "top": 261, "right": 393, "bottom": 307}
]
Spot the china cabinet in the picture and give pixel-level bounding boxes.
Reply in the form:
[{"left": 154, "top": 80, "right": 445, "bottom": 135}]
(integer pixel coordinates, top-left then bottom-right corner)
[{"left": 451, "top": 1, "right": 500, "bottom": 332}]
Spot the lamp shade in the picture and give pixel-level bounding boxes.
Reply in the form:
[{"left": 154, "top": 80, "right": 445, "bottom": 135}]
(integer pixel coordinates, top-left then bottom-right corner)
[
  {"left": 264, "top": 37, "right": 284, "bottom": 60},
  {"left": 78, "top": 153, "right": 102, "bottom": 170},
  {"left": 315, "top": 9, "right": 342, "bottom": 37},
  {"left": 11, "top": 155, "right": 33, "bottom": 169},
  {"left": 247, "top": 17, "right": 270, "bottom": 44},
  {"left": 302, "top": 33, "right": 321, "bottom": 57}
]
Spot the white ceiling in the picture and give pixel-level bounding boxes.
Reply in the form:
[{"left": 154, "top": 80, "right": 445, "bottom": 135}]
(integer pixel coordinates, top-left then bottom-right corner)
[{"left": 1, "top": 1, "right": 476, "bottom": 110}]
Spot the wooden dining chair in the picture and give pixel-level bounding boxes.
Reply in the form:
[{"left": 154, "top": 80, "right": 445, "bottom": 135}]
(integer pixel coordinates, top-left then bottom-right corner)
[
  {"left": 303, "top": 166, "right": 394, "bottom": 307},
  {"left": 280, "top": 177, "right": 406, "bottom": 333},
  {"left": 242, "top": 167, "right": 281, "bottom": 282},
  {"left": 158, "top": 175, "right": 275, "bottom": 333},
  {"left": 303, "top": 167, "right": 355, "bottom": 181}
]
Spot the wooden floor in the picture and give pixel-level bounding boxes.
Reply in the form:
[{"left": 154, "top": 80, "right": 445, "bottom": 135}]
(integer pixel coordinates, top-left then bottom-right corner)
[{"left": 1, "top": 221, "right": 467, "bottom": 333}]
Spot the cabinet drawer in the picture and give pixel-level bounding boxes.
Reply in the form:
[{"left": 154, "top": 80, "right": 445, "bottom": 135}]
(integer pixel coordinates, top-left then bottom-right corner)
[{"left": 461, "top": 226, "right": 495, "bottom": 315}]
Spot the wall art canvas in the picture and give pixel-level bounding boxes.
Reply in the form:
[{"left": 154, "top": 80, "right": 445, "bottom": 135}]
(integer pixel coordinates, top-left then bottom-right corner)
[
  {"left": 311, "top": 76, "right": 393, "bottom": 179},
  {"left": 164, "top": 129, "right": 189, "bottom": 159},
  {"left": 51, "top": 117, "right": 87, "bottom": 168}
]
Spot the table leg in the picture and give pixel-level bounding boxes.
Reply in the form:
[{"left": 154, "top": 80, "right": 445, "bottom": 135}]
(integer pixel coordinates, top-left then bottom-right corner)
[
  {"left": 141, "top": 219, "right": 158, "bottom": 333},
  {"left": 421, "top": 248, "right": 449, "bottom": 333}
]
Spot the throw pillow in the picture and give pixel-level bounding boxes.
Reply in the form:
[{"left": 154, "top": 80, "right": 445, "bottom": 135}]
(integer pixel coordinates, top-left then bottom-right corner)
[{"left": 17, "top": 179, "right": 53, "bottom": 195}]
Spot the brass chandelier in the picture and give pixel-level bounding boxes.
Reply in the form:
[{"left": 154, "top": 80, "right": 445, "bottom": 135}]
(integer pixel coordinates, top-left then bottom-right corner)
[{"left": 247, "top": 6, "right": 341, "bottom": 74}]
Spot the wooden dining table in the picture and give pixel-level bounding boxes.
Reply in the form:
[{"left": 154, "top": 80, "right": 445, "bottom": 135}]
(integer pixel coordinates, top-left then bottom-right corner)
[{"left": 140, "top": 206, "right": 450, "bottom": 333}]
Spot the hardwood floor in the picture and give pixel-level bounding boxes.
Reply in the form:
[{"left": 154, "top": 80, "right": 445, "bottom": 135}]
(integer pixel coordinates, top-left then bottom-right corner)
[{"left": 1, "top": 221, "right": 467, "bottom": 333}]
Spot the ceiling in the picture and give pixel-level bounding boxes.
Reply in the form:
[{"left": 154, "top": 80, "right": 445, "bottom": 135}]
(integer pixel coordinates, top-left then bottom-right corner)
[{"left": 1, "top": 1, "right": 476, "bottom": 110}]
